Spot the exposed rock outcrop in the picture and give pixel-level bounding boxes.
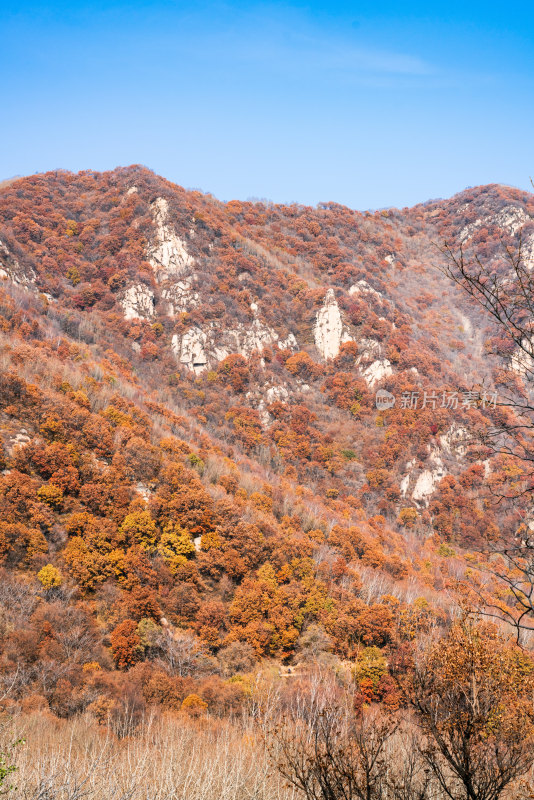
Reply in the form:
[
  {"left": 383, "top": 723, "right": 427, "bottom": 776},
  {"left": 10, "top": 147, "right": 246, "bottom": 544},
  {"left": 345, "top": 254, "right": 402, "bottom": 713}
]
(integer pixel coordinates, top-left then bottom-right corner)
[
  {"left": 459, "top": 204, "right": 531, "bottom": 243},
  {"left": 0, "top": 239, "right": 36, "bottom": 286},
  {"left": 161, "top": 278, "right": 200, "bottom": 315},
  {"left": 208, "top": 318, "right": 285, "bottom": 364},
  {"left": 148, "top": 197, "right": 194, "bottom": 280},
  {"left": 237, "top": 317, "right": 282, "bottom": 357},
  {"left": 314, "top": 289, "right": 352, "bottom": 360},
  {"left": 356, "top": 338, "right": 393, "bottom": 388},
  {"left": 522, "top": 233, "right": 534, "bottom": 270},
  {"left": 119, "top": 284, "right": 155, "bottom": 320},
  {"left": 493, "top": 205, "right": 531, "bottom": 235},
  {"left": 247, "top": 383, "right": 291, "bottom": 425},
  {"left": 349, "top": 280, "right": 383, "bottom": 301},
  {"left": 362, "top": 359, "right": 393, "bottom": 387},
  {"left": 7, "top": 428, "right": 31, "bottom": 456},
  {"left": 172, "top": 307, "right": 298, "bottom": 374},
  {"left": 439, "top": 424, "right": 469, "bottom": 457},
  {"left": 279, "top": 332, "right": 299, "bottom": 350},
  {"left": 400, "top": 425, "right": 469, "bottom": 505},
  {"left": 399, "top": 473, "right": 411, "bottom": 497},
  {"left": 411, "top": 450, "right": 446, "bottom": 505},
  {"left": 172, "top": 327, "right": 208, "bottom": 374}
]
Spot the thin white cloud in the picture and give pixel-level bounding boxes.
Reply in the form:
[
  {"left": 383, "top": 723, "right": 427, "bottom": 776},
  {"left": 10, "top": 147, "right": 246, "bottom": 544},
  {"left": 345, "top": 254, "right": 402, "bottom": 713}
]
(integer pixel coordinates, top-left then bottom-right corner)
[
  {"left": 175, "top": 4, "right": 435, "bottom": 80},
  {"left": 235, "top": 23, "right": 433, "bottom": 76}
]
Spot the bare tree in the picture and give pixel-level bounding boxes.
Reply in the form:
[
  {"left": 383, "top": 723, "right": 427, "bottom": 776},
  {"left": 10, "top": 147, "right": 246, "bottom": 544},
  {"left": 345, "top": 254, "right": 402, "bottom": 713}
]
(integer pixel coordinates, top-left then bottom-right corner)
[
  {"left": 438, "top": 230, "right": 534, "bottom": 492},
  {"left": 438, "top": 218, "right": 534, "bottom": 639},
  {"left": 154, "top": 627, "right": 213, "bottom": 677},
  {"left": 382, "top": 726, "right": 433, "bottom": 800},
  {"left": 409, "top": 620, "right": 534, "bottom": 800},
  {"left": 270, "top": 703, "right": 398, "bottom": 800},
  {"left": 10, "top": 712, "right": 291, "bottom": 800}
]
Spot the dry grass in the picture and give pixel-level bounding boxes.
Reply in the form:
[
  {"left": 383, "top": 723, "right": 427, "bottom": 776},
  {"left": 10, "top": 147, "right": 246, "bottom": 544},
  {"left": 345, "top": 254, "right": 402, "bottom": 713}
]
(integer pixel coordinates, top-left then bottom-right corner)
[{"left": 1, "top": 711, "right": 294, "bottom": 800}]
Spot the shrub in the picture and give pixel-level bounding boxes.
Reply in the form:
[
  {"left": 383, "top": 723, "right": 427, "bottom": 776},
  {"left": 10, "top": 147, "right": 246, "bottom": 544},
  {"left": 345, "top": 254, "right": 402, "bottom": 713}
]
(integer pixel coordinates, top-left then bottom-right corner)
[{"left": 37, "top": 563, "right": 62, "bottom": 589}]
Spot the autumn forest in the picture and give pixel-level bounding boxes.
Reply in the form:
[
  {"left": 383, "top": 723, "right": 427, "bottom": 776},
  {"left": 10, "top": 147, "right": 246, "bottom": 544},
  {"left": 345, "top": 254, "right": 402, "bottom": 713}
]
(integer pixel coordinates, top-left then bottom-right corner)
[{"left": 1, "top": 166, "right": 534, "bottom": 798}]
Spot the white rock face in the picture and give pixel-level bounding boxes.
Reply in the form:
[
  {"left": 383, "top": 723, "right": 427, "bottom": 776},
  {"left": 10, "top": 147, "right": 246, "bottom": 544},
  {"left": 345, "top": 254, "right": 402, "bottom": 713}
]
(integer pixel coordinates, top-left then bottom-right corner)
[
  {"left": 458, "top": 221, "right": 479, "bottom": 243},
  {"left": 400, "top": 452, "right": 447, "bottom": 505},
  {"left": 266, "top": 385, "right": 290, "bottom": 403},
  {"left": 249, "top": 384, "right": 290, "bottom": 425},
  {"left": 349, "top": 280, "right": 383, "bottom": 301},
  {"left": 412, "top": 449, "right": 447, "bottom": 505},
  {"left": 314, "top": 289, "right": 352, "bottom": 360},
  {"left": 355, "top": 338, "right": 393, "bottom": 387},
  {"left": 229, "top": 319, "right": 291, "bottom": 361},
  {"left": 279, "top": 332, "right": 298, "bottom": 350},
  {"left": 362, "top": 359, "right": 393, "bottom": 387},
  {"left": 493, "top": 205, "right": 531, "bottom": 235},
  {"left": 136, "top": 482, "right": 151, "bottom": 500},
  {"left": 411, "top": 450, "right": 446, "bottom": 505},
  {"left": 521, "top": 234, "right": 534, "bottom": 270},
  {"left": 412, "top": 470, "right": 442, "bottom": 503},
  {"left": 0, "top": 240, "right": 36, "bottom": 286},
  {"left": 458, "top": 312, "right": 473, "bottom": 338},
  {"left": 401, "top": 430, "right": 469, "bottom": 506},
  {"left": 149, "top": 197, "right": 194, "bottom": 279},
  {"left": 459, "top": 205, "right": 531, "bottom": 243},
  {"left": 172, "top": 327, "right": 208, "bottom": 374},
  {"left": 173, "top": 306, "right": 298, "bottom": 374},
  {"left": 359, "top": 338, "right": 382, "bottom": 359},
  {"left": 120, "top": 284, "right": 155, "bottom": 320},
  {"left": 439, "top": 424, "right": 469, "bottom": 457},
  {"left": 210, "top": 317, "right": 284, "bottom": 364},
  {"left": 239, "top": 317, "right": 281, "bottom": 356},
  {"left": 8, "top": 429, "right": 31, "bottom": 456},
  {"left": 162, "top": 278, "right": 200, "bottom": 315},
  {"left": 400, "top": 459, "right": 416, "bottom": 498}
]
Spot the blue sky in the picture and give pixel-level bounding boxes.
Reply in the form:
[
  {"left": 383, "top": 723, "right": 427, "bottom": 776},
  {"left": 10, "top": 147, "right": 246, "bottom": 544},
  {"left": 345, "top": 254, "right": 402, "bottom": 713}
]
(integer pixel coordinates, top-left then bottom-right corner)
[{"left": 2, "top": 0, "right": 533, "bottom": 209}]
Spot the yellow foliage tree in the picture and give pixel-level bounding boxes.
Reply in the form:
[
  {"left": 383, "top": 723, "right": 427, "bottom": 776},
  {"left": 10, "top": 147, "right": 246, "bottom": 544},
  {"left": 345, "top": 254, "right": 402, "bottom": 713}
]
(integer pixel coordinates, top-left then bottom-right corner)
[
  {"left": 354, "top": 646, "right": 387, "bottom": 691},
  {"left": 118, "top": 511, "right": 158, "bottom": 549},
  {"left": 157, "top": 523, "right": 195, "bottom": 572},
  {"left": 37, "top": 563, "right": 62, "bottom": 589},
  {"left": 37, "top": 483, "right": 64, "bottom": 510},
  {"left": 181, "top": 693, "right": 207, "bottom": 716},
  {"left": 397, "top": 506, "right": 418, "bottom": 528}
]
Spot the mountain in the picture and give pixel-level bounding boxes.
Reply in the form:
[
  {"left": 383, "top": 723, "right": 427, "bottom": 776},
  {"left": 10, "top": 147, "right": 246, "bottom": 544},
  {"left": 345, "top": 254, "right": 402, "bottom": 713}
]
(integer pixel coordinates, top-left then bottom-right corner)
[{"left": 0, "top": 166, "right": 532, "bottom": 720}]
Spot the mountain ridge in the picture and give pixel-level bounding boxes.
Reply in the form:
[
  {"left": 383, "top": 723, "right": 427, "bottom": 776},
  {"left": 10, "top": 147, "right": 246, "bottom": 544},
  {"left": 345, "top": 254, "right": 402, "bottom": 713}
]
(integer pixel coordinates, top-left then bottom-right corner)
[{"left": 0, "top": 165, "right": 532, "bottom": 718}]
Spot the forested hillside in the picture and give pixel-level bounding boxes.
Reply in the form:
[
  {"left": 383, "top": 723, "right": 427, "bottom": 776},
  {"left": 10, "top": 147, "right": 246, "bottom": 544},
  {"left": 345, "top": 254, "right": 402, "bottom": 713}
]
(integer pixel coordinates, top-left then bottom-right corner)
[{"left": 0, "top": 167, "right": 533, "bottom": 761}]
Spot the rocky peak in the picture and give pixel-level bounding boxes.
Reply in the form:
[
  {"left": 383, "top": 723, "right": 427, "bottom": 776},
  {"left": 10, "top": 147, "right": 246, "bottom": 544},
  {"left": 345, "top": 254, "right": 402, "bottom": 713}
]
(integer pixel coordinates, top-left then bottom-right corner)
[
  {"left": 148, "top": 197, "right": 195, "bottom": 280},
  {"left": 314, "top": 289, "right": 352, "bottom": 360}
]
